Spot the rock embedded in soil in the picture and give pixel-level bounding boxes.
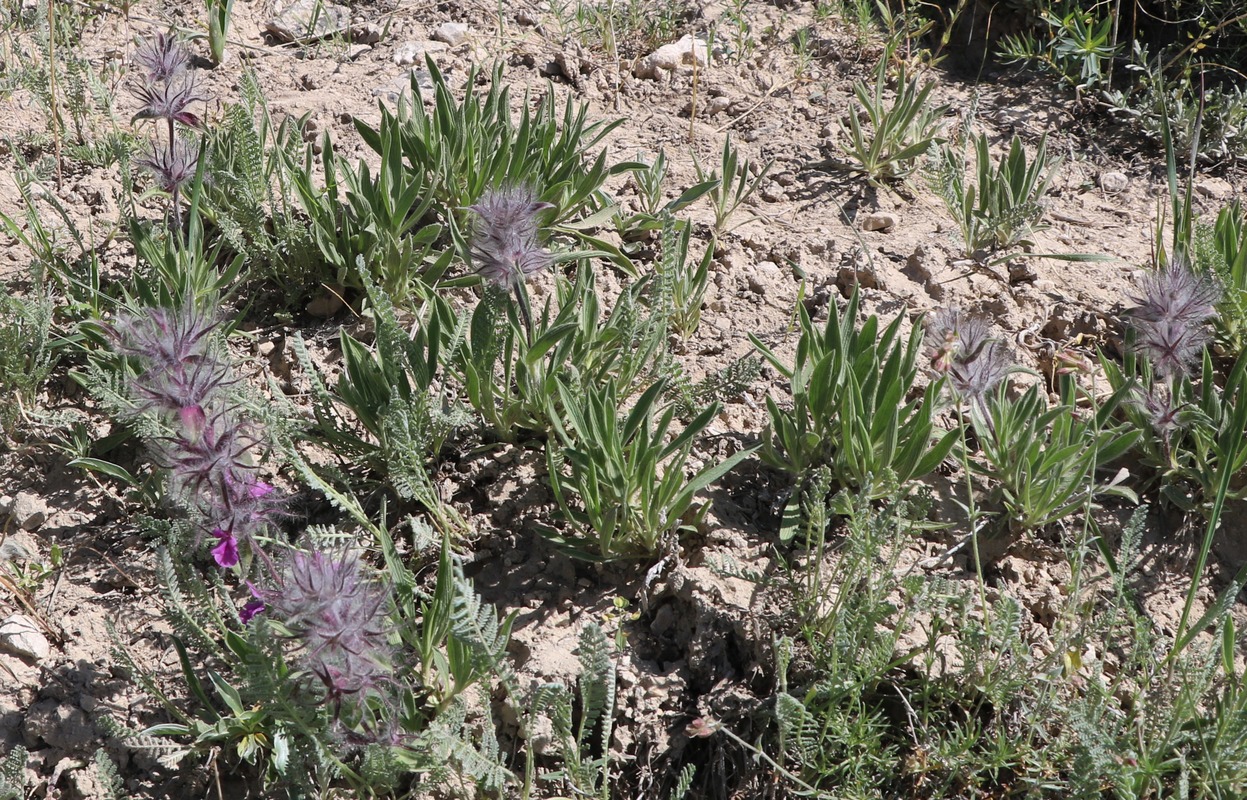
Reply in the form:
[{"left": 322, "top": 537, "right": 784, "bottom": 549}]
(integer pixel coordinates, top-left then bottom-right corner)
[
  {"left": 8, "top": 492, "right": 47, "bottom": 531},
  {"left": 1099, "top": 170, "right": 1129, "bottom": 194},
  {"left": 860, "top": 212, "right": 896, "bottom": 232},
  {"left": 634, "top": 35, "right": 710, "bottom": 79},
  {"left": 432, "top": 22, "right": 470, "bottom": 47},
  {"left": 393, "top": 40, "right": 448, "bottom": 66},
  {"left": 0, "top": 615, "right": 50, "bottom": 662},
  {"left": 265, "top": 0, "right": 352, "bottom": 43}
]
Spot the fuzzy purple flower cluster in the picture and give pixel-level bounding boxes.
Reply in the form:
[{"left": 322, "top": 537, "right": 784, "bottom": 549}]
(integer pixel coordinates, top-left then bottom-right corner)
[
  {"left": 262, "top": 548, "right": 393, "bottom": 708},
  {"left": 130, "top": 33, "right": 207, "bottom": 224},
  {"left": 113, "top": 307, "right": 278, "bottom": 568},
  {"left": 468, "top": 185, "right": 554, "bottom": 290},
  {"left": 1128, "top": 260, "right": 1222, "bottom": 379},
  {"left": 925, "top": 308, "right": 1014, "bottom": 405}
]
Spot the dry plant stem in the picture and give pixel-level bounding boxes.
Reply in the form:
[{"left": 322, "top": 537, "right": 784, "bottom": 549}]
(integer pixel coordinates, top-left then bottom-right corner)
[
  {"left": 688, "top": 38, "right": 699, "bottom": 143},
  {"left": 48, "top": 0, "right": 63, "bottom": 188},
  {"left": 714, "top": 77, "right": 802, "bottom": 135}
]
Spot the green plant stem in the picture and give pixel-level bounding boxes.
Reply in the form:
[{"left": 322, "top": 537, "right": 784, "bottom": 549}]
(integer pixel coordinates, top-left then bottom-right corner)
[{"left": 955, "top": 403, "right": 991, "bottom": 628}]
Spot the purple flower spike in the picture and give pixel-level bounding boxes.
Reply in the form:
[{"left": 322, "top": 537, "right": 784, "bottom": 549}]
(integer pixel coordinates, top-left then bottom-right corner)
[
  {"left": 133, "top": 32, "right": 191, "bottom": 83},
  {"left": 138, "top": 138, "right": 200, "bottom": 195},
  {"left": 1128, "top": 259, "right": 1221, "bottom": 379},
  {"left": 468, "top": 185, "right": 555, "bottom": 289},
  {"left": 264, "top": 548, "right": 392, "bottom": 703},
  {"left": 211, "top": 528, "right": 239, "bottom": 568},
  {"left": 926, "top": 308, "right": 1014, "bottom": 404},
  {"left": 132, "top": 74, "right": 208, "bottom": 128}
]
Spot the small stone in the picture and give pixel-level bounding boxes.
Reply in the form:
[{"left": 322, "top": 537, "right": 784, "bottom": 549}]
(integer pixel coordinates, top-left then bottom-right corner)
[
  {"left": 353, "top": 22, "right": 383, "bottom": 45},
  {"left": 432, "top": 22, "right": 470, "bottom": 47},
  {"left": 0, "top": 530, "right": 38, "bottom": 561},
  {"left": 1196, "top": 178, "right": 1232, "bottom": 201},
  {"left": 264, "top": 0, "right": 351, "bottom": 43},
  {"left": 704, "top": 96, "right": 730, "bottom": 116},
  {"left": 372, "top": 69, "right": 436, "bottom": 105},
  {"left": 392, "top": 39, "right": 447, "bottom": 66},
  {"left": 860, "top": 212, "right": 896, "bottom": 232},
  {"left": 0, "top": 615, "right": 50, "bottom": 662},
  {"left": 1099, "top": 171, "right": 1129, "bottom": 194},
  {"left": 9, "top": 492, "right": 47, "bottom": 531},
  {"left": 634, "top": 35, "right": 709, "bottom": 79}
]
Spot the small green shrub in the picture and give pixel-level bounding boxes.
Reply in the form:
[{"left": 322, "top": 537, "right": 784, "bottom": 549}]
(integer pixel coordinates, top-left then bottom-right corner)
[
  {"left": 930, "top": 132, "right": 1061, "bottom": 261},
  {"left": 836, "top": 60, "right": 947, "bottom": 186},
  {"left": 968, "top": 380, "right": 1138, "bottom": 533},
  {"left": 373, "top": 58, "right": 623, "bottom": 232},
  {"left": 543, "top": 377, "right": 753, "bottom": 560},
  {"left": 0, "top": 284, "right": 56, "bottom": 436},
  {"left": 751, "top": 290, "right": 957, "bottom": 527}
]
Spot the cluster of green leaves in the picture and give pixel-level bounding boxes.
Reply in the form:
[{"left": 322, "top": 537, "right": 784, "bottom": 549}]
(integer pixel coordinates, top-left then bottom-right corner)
[
  {"left": 376, "top": 58, "right": 622, "bottom": 230},
  {"left": 694, "top": 135, "right": 774, "bottom": 238},
  {"left": 1197, "top": 200, "right": 1247, "bottom": 357},
  {"left": 288, "top": 118, "right": 451, "bottom": 303},
  {"left": 836, "top": 60, "right": 948, "bottom": 186},
  {"left": 752, "top": 290, "right": 956, "bottom": 538},
  {"left": 999, "top": 6, "right": 1119, "bottom": 94},
  {"left": 929, "top": 132, "right": 1061, "bottom": 261},
  {"left": 969, "top": 379, "right": 1138, "bottom": 533},
  {"left": 544, "top": 378, "right": 754, "bottom": 560}
]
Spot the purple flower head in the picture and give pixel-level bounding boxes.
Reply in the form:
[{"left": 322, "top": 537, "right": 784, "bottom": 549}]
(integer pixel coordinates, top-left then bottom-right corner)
[
  {"left": 263, "top": 548, "right": 393, "bottom": 703},
  {"left": 1128, "top": 260, "right": 1222, "bottom": 379},
  {"left": 210, "top": 527, "right": 239, "bottom": 568},
  {"left": 133, "top": 32, "right": 191, "bottom": 84},
  {"left": 138, "top": 138, "right": 200, "bottom": 195},
  {"left": 1130, "top": 382, "right": 1195, "bottom": 449},
  {"left": 468, "top": 185, "right": 555, "bottom": 289},
  {"left": 131, "top": 72, "right": 208, "bottom": 128},
  {"left": 926, "top": 308, "right": 1014, "bottom": 404},
  {"left": 113, "top": 307, "right": 231, "bottom": 422}
]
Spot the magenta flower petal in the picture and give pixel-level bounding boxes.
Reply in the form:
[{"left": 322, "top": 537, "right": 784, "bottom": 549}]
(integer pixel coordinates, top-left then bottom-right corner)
[
  {"left": 179, "top": 404, "right": 207, "bottom": 440},
  {"left": 210, "top": 528, "right": 239, "bottom": 568},
  {"left": 248, "top": 480, "right": 275, "bottom": 499},
  {"left": 240, "top": 598, "right": 265, "bottom": 623}
]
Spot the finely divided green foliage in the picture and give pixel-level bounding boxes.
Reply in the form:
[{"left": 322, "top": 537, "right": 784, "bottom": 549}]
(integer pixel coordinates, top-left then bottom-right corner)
[
  {"left": 751, "top": 291, "right": 957, "bottom": 521},
  {"left": 969, "top": 379, "right": 1139, "bottom": 533},
  {"left": 837, "top": 60, "right": 948, "bottom": 185},
  {"left": 535, "top": 622, "right": 617, "bottom": 798},
  {"left": 930, "top": 132, "right": 1061, "bottom": 260},
  {"left": 367, "top": 58, "right": 623, "bottom": 230},
  {"left": 544, "top": 377, "right": 754, "bottom": 559},
  {"left": 0, "top": 285, "right": 56, "bottom": 435},
  {"left": 296, "top": 267, "right": 471, "bottom": 535},
  {"left": 202, "top": 70, "right": 318, "bottom": 290}
]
